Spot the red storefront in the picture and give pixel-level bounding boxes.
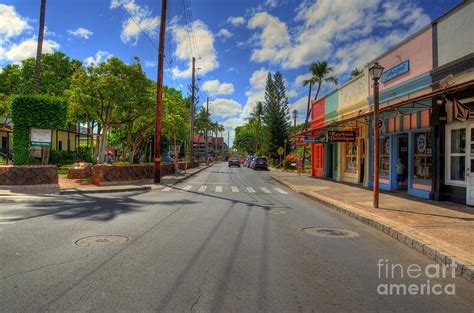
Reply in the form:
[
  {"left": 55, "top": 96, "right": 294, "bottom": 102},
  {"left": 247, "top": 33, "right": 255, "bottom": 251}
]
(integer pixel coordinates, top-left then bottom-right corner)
[{"left": 310, "top": 97, "right": 325, "bottom": 177}]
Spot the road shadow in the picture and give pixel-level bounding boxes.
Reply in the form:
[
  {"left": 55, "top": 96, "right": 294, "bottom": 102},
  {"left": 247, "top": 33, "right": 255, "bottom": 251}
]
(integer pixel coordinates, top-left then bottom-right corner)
[{"left": 4, "top": 191, "right": 158, "bottom": 222}]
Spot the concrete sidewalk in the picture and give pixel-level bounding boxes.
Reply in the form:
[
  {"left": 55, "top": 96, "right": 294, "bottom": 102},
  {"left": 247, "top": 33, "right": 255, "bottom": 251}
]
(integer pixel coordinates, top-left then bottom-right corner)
[
  {"left": 0, "top": 163, "right": 213, "bottom": 196},
  {"left": 270, "top": 171, "right": 474, "bottom": 282}
]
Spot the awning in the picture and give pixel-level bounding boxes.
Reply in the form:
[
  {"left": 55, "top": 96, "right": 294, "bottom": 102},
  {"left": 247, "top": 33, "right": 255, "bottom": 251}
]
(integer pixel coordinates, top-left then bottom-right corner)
[{"left": 294, "top": 78, "right": 474, "bottom": 137}]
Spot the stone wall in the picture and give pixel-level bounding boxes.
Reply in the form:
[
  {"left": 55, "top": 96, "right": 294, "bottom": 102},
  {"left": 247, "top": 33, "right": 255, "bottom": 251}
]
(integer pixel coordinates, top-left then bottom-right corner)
[
  {"left": 67, "top": 164, "right": 92, "bottom": 179},
  {"left": 91, "top": 161, "right": 200, "bottom": 186},
  {"left": 0, "top": 165, "right": 58, "bottom": 185}
]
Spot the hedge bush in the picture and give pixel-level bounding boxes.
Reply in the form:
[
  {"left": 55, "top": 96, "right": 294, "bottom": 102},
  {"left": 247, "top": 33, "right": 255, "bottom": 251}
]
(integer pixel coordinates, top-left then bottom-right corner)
[
  {"left": 51, "top": 150, "right": 76, "bottom": 165},
  {"left": 11, "top": 95, "right": 68, "bottom": 164}
]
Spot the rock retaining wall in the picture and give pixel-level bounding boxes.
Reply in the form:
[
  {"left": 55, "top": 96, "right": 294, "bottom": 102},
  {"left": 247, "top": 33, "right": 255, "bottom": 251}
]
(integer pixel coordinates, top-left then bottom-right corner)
[
  {"left": 91, "top": 162, "right": 200, "bottom": 186},
  {"left": 0, "top": 165, "right": 58, "bottom": 185}
]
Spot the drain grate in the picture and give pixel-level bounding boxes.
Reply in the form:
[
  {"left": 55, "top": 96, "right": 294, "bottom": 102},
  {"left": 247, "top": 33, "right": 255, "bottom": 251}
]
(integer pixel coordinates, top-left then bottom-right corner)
[
  {"left": 301, "top": 227, "right": 359, "bottom": 238},
  {"left": 75, "top": 235, "right": 129, "bottom": 247}
]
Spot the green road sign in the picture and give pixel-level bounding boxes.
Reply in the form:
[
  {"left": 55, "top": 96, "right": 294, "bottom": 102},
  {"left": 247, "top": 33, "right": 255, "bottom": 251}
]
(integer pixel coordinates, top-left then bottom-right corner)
[{"left": 277, "top": 147, "right": 284, "bottom": 155}]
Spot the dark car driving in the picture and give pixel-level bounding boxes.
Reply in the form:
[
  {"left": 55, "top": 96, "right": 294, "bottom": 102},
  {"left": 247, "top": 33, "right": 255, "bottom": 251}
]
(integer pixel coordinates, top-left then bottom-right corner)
[
  {"left": 250, "top": 157, "right": 268, "bottom": 170},
  {"left": 228, "top": 158, "right": 240, "bottom": 167}
]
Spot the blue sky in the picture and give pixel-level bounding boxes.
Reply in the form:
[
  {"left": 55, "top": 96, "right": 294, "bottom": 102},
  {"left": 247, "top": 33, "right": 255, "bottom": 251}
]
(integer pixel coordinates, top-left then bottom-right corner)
[{"left": 0, "top": 0, "right": 462, "bottom": 144}]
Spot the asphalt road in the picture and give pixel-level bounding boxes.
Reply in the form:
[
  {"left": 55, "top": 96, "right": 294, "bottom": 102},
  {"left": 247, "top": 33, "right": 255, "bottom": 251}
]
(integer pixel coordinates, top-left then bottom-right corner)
[{"left": 1, "top": 162, "right": 473, "bottom": 312}]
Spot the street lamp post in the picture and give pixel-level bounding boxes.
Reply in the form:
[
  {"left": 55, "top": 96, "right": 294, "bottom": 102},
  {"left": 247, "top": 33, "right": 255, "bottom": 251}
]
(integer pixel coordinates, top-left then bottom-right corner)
[{"left": 369, "top": 62, "right": 384, "bottom": 208}]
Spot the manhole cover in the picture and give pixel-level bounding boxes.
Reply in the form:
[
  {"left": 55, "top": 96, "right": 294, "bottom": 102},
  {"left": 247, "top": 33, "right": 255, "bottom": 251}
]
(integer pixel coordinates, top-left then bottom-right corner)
[
  {"left": 75, "top": 235, "right": 129, "bottom": 246},
  {"left": 301, "top": 227, "right": 359, "bottom": 238}
]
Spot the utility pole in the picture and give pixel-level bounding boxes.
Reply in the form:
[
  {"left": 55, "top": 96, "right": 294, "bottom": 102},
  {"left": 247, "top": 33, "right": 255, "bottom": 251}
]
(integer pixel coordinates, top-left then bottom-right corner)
[
  {"left": 189, "top": 57, "right": 196, "bottom": 165},
  {"left": 227, "top": 130, "right": 230, "bottom": 157},
  {"left": 33, "top": 0, "right": 46, "bottom": 94},
  {"left": 154, "top": 0, "right": 167, "bottom": 183},
  {"left": 205, "top": 97, "right": 209, "bottom": 162}
]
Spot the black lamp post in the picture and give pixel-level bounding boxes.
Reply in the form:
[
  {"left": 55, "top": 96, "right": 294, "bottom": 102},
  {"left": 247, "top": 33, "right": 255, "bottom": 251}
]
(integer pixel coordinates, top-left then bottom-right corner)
[{"left": 369, "top": 62, "right": 384, "bottom": 208}]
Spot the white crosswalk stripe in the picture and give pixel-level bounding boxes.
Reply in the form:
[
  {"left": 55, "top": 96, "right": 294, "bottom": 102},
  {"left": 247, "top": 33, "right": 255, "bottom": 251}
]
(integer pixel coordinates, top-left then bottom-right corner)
[
  {"left": 215, "top": 186, "right": 223, "bottom": 193},
  {"left": 0, "top": 222, "right": 16, "bottom": 225},
  {"left": 182, "top": 185, "right": 192, "bottom": 191},
  {"left": 162, "top": 186, "right": 172, "bottom": 192},
  {"left": 198, "top": 185, "right": 207, "bottom": 192},
  {"left": 247, "top": 187, "right": 256, "bottom": 193},
  {"left": 261, "top": 187, "right": 272, "bottom": 194},
  {"left": 274, "top": 188, "right": 288, "bottom": 194},
  {"left": 231, "top": 186, "right": 239, "bottom": 193}
]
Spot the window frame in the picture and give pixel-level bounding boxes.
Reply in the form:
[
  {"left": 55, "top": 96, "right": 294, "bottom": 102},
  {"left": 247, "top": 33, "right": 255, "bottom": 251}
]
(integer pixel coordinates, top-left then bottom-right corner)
[
  {"left": 344, "top": 142, "right": 358, "bottom": 173},
  {"left": 445, "top": 123, "right": 467, "bottom": 187}
]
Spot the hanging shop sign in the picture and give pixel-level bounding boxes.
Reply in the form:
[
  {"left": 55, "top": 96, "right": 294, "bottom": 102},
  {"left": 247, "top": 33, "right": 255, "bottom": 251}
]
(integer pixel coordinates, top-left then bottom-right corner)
[
  {"left": 30, "top": 129, "right": 52, "bottom": 147},
  {"left": 326, "top": 131, "right": 356, "bottom": 142},
  {"left": 303, "top": 135, "right": 326, "bottom": 143},
  {"left": 381, "top": 60, "right": 409, "bottom": 83},
  {"left": 453, "top": 99, "right": 470, "bottom": 122}
]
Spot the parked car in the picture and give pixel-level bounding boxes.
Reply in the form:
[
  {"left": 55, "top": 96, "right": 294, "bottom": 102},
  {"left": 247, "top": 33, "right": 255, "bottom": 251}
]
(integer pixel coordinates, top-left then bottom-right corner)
[
  {"left": 251, "top": 157, "right": 268, "bottom": 170},
  {"left": 228, "top": 158, "right": 240, "bottom": 167}
]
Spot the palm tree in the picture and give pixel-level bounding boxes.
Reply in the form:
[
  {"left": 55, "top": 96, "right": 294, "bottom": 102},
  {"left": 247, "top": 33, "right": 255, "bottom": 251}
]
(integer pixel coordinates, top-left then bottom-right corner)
[
  {"left": 351, "top": 67, "right": 363, "bottom": 78},
  {"left": 301, "top": 61, "right": 338, "bottom": 171},
  {"left": 250, "top": 101, "right": 264, "bottom": 152},
  {"left": 33, "top": 0, "right": 47, "bottom": 94}
]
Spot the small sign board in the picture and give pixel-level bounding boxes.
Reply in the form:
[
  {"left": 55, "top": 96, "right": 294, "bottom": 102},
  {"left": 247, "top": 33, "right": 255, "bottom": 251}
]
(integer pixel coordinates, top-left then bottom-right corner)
[
  {"left": 30, "top": 129, "right": 52, "bottom": 147},
  {"left": 303, "top": 135, "right": 326, "bottom": 143},
  {"left": 327, "top": 130, "right": 356, "bottom": 142},
  {"left": 277, "top": 147, "right": 284, "bottom": 155},
  {"left": 381, "top": 60, "right": 409, "bottom": 83}
]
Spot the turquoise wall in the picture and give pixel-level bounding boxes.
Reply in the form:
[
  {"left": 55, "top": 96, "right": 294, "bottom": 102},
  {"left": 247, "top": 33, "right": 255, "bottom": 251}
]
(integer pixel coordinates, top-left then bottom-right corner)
[{"left": 324, "top": 90, "right": 339, "bottom": 123}]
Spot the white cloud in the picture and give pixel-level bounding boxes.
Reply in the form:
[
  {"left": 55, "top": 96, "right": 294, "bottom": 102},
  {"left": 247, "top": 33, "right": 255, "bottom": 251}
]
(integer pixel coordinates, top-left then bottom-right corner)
[
  {"left": 227, "top": 16, "right": 245, "bottom": 26},
  {"left": 202, "top": 79, "right": 234, "bottom": 96},
  {"left": 208, "top": 98, "right": 242, "bottom": 117},
  {"left": 170, "top": 20, "right": 218, "bottom": 78},
  {"left": 248, "top": 12, "right": 290, "bottom": 64},
  {"left": 248, "top": 0, "right": 430, "bottom": 71},
  {"left": 3, "top": 38, "right": 59, "bottom": 63},
  {"left": 110, "top": 0, "right": 159, "bottom": 44},
  {"left": 226, "top": 67, "right": 238, "bottom": 73},
  {"left": 289, "top": 96, "right": 309, "bottom": 113},
  {"left": 216, "top": 28, "right": 233, "bottom": 38},
  {"left": 84, "top": 50, "right": 113, "bottom": 66},
  {"left": 242, "top": 67, "right": 269, "bottom": 119},
  {"left": 287, "top": 89, "right": 298, "bottom": 98},
  {"left": 0, "top": 4, "right": 30, "bottom": 40},
  {"left": 68, "top": 27, "right": 93, "bottom": 39},
  {"left": 294, "top": 72, "right": 312, "bottom": 86}
]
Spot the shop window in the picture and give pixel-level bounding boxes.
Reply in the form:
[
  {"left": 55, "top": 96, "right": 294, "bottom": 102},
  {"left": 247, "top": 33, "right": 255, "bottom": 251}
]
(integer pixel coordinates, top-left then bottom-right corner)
[
  {"left": 379, "top": 136, "right": 390, "bottom": 177},
  {"left": 413, "top": 131, "right": 432, "bottom": 181},
  {"left": 344, "top": 142, "right": 357, "bottom": 172},
  {"left": 448, "top": 127, "right": 466, "bottom": 182}
]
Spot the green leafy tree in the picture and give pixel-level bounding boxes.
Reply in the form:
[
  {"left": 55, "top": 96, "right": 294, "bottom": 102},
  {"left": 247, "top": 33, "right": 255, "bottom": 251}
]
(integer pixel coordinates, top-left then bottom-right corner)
[
  {"left": 262, "top": 72, "right": 290, "bottom": 161},
  {"left": 250, "top": 101, "right": 264, "bottom": 152},
  {"left": 67, "top": 57, "right": 149, "bottom": 163},
  {"left": 234, "top": 125, "right": 258, "bottom": 155}
]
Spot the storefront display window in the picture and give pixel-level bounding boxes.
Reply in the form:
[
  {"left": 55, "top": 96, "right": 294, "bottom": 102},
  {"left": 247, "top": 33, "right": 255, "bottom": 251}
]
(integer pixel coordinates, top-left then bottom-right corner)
[
  {"left": 379, "top": 137, "right": 390, "bottom": 177},
  {"left": 413, "top": 131, "right": 432, "bottom": 181},
  {"left": 448, "top": 127, "right": 466, "bottom": 182},
  {"left": 344, "top": 142, "right": 357, "bottom": 172}
]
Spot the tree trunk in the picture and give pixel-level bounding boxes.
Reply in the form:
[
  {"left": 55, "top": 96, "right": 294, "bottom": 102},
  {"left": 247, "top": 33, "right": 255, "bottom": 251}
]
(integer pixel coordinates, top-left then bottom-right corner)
[
  {"left": 97, "top": 123, "right": 109, "bottom": 164},
  {"left": 33, "top": 0, "right": 46, "bottom": 94},
  {"left": 301, "top": 83, "right": 313, "bottom": 171}
]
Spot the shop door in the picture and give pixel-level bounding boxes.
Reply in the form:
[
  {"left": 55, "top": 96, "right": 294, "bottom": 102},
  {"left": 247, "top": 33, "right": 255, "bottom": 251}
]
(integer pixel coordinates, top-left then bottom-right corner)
[
  {"left": 328, "top": 144, "right": 334, "bottom": 179},
  {"left": 466, "top": 126, "right": 474, "bottom": 206},
  {"left": 396, "top": 135, "right": 409, "bottom": 191}
]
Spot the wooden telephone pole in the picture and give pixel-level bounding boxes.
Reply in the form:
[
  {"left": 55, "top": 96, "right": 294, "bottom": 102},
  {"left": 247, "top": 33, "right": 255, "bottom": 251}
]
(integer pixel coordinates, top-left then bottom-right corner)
[
  {"left": 154, "top": 0, "right": 167, "bottom": 183},
  {"left": 205, "top": 97, "right": 209, "bottom": 162},
  {"left": 189, "top": 57, "right": 196, "bottom": 165}
]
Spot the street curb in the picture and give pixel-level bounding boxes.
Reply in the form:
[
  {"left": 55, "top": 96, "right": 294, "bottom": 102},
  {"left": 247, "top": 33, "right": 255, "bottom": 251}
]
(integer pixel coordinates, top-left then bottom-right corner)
[
  {"left": 166, "top": 162, "right": 215, "bottom": 187},
  {"left": 270, "top": 175, "right": 474, "bottom": 283},
  {"left": 59, "top": 186, "right": 151, "bottom": 195},
  {"left": 59, "top": 163, "right": 215, "bottom": 195}
]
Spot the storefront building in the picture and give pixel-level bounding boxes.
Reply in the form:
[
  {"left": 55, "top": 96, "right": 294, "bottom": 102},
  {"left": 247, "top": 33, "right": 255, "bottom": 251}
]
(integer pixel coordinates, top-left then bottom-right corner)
[
  {"left": 430, "top": 0, "right": 474, "bottom": 205},
  {"left": 310, "top": 97, "right": 325, "bottom": 178},
  {"left": 334, "top": 67, "right": 370, "bottom": 186},
  {"left": 367, "top": 24, "right": 434, "bottom": 199}
]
